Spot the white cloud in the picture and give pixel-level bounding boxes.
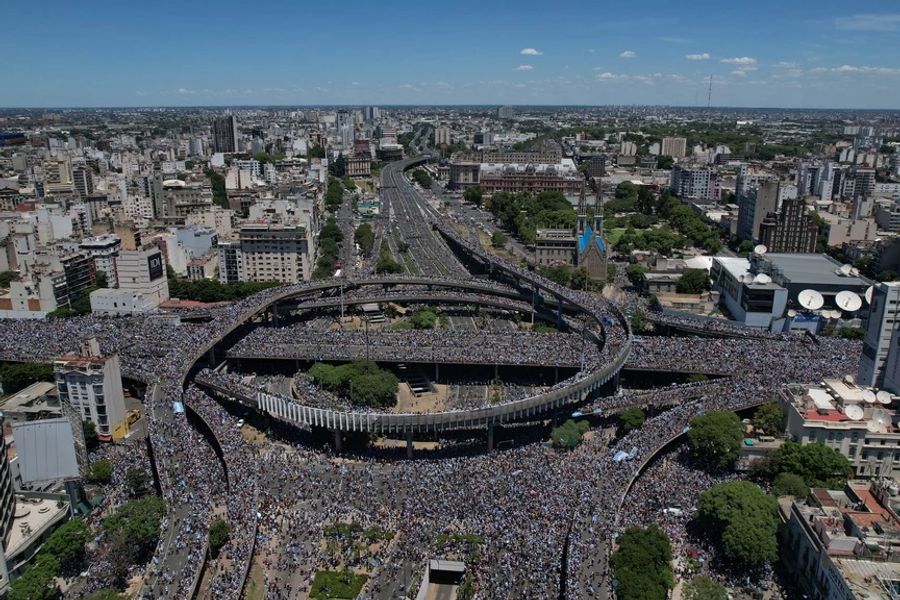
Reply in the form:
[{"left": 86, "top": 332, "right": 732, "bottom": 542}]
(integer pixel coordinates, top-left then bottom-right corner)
[
  {"left": 721, "top": 56, "right": 757, "bottom": 65},
  {"left": 596, "top": 72, "right": 620, "bottom": 80},
  {"left": 832, "top": 64, "right": 900, "bottom": 75},
  {"left": 685, "top": 53, "right": 710, "bottom": 61},
  {"left": 513, "top": 64, "right": 534, "bottom": 71},
  {"left": 835, "top": 14, "right": 900, "bottom": 31},
  {"left": 773, "top": 61, "right": 798, "bottom": 69},
  {"left": 176, "top": 88, "right": 195, "bottom": 94},
  {"left": 520, "top": 48, "right": 543, "bottom": 56},
  {"left": 587, "top": 48, "right": 596, "bottom": 54},
  {"left": 619, "top": 50, "right": 636, "bottom": 58}
]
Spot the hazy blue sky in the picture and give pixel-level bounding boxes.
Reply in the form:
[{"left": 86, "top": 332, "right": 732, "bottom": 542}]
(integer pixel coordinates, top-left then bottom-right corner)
[{"left": 3, "top": 0, "right": 900, "bottom": 108}]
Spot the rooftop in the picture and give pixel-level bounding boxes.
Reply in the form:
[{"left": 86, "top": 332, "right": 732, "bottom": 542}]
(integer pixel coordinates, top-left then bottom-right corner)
[{"left": 758, "top": 253, "right": 871, "bottom": 288}]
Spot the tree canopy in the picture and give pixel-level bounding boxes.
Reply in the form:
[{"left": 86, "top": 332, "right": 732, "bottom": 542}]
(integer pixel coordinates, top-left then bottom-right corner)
[
  {"left": 42, "top": 519, "right": 91, "bottom": 573},
  {"left": 765, "top": 441, "right": 852, "bottom": 489},
  {"left": 86, "top": 459, "right": 113, "bottom": 484},
  {"left": 618, "top": 408, "right": 646, "bottom": 435},
  {"left": 485, "top": 191, "right": 575, "bottom": 244},
  {"left": 772, "top": 472, "right": 809, "bottom": 498},
  {"left": 687, "top": 411, "right": 744, "bottom": 470},
  {"left": 698, "top": 481, "right": 779, "bottom": 569},
  {"left": 612, "top": 526, "right": 674, "bottom": 600},
  {"left": 676, "top": 269, "right": 711, "bottom": 294},
  {"left": 551, "top": 419, "right": 590, "bottom": 449},
  {"left": 309, "top": 361, "right": 399, "bottom": 408},
  {"left": 209, "top": 518, "right": 231, "bottom": 558},
  {"left": 102, "top": 495, "right": 166, "bottom": 578},
  {"left": 0, "top": 362, "right": 54, "bottom": 394},
  {"left": 354, "top": 223, "right": 375, "bottom": 257},
  {"left": 751, "top": 402, "right": 784, "bottom": 437}
]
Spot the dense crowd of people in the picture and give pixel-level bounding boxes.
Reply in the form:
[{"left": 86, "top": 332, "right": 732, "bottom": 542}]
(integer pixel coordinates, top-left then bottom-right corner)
[{"left": 230, "top": 328, "right": 596, "bottom": 367}]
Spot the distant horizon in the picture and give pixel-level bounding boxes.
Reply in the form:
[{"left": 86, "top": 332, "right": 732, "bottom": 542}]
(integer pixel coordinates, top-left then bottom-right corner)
[
  {"left": 3, "top": 0, "right": 900, "bottom": 109},
  {"left": 2, "top": 103, "right": 900, "bottom": 113}
]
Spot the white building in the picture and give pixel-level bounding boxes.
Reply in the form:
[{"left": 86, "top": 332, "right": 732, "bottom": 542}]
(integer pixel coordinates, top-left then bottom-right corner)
[
  {"left": 710, "top": 256, "right": 789, "bottom": 330},
  {"left": 781, "top": 379, "right": 900, "bottom": 478},
  {"left": 80, "top": 234, "right": 121, "bottom": 288},
  {"left": 858, "top": 282, "right": 900, "bottom": 388},
  {"left": 660, "top": 137, "right": 687, "bottom": 159},
  {"left": 90, "top": 245, "right": 169, "bottom": 315},
  {"left": 54, "top": 338, "right": 127, "bottom": 441}
]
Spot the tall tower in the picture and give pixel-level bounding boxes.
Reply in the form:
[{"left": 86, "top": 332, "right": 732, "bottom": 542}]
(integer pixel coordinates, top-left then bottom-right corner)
[
  {"left": 593, "top": 176, "right": 604, "bottom": 235},
  {"left": 577, "top": 179, "right": 587, "bottom": 236}
]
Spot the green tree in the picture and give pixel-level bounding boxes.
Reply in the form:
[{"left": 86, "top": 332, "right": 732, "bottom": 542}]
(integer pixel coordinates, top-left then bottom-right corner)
[
  {"left": 676, "top": 269, "right": 711, "bottom": 294},
  {"left": 8, "top": 554, "right": 60, "bottom": 600},
  {"left": 204, "top": 168, "right": 228, "bottom": 209},
  {"left": 569, "top": 267, "right": 591, "bottom": 291},
  {"left": 329, "top": 153, "right": 347, "bottom": 177},
  {"left": 308, "top": 144, "right": 326, "bottom": 158},
  {"left": 839, "top": 326, "right": 865, "bottom": 339},
  {"left": 95, "top": 271, "right": 108, "bottom": 288},
  {"left": 682, "top": 575, "right": 727, "bottom": 600},
  {"left": 86, "top": 459, "right": 113, "bottom": 484},
  {"left": 463, "top": 186, "right": 483, "bottom": 206},
  {"left": 491, "top": 230, "right": 508, "bottom": 248},
  {"left": 550, "top": 419, "right": 590, "bottom": 449},
  {"left": 209, "top": 518, "right": 231, "bottom": 558},
  {"left": 772, "top": 472, "right": 809, "bottom": 498},
  {"left": 619, "top": 408, "right": 645, "bottom": 435},
  {"left": 769, "top": 441, "right": 852, "bottom": 488},
  {"left": 698, "top": 481, "right": 778, "bottom": 569},
  {"left": 631, "top": 309, "right": 648, "bottom": 333},
  {"left": 687, "top": 411, "right": 744, "bottom": 470},
  {"left": 102, "top": 496, "right": 166, "bottom": 575},
  {"left": 0, "top": 271, "right": 19, "bottom": 288},
  {"left": 751, "top": 402, "right": 784, "bottom": 436},
  {"left": 625, "top": 264, "right": 647, "bottom": 287},
  {"left": 656, "top": 155, "right": 675, "bottom": 170},
  {"left": 375, "top": 240, "right": 402, "bottom": 274},
  {"left": 612, "top": 526, "right": 674, "bottom": 600},
  {"left": 0, "top": 362, "right": 54, "bottom": 394},
  {"left": 126, "top": 467, "right": 151, "bottom": 497},
  {"left": 354, "top": 223, "right": 375, "bottom": 256},
  {"left": 83, "top": 419, "right": 100, "bottom": 452},
  {"left": 410, "top": 309, "right": 438, "bottom": 329},
  {"left": 42, "top": 519, "right": 91, "bottom": 573},
  {"left": 606, "top": 261, "right": 618, "bottom": 283}
]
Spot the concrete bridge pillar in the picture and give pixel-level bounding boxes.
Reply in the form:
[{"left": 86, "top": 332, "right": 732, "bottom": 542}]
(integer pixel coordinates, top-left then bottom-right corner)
[
  {"left": 406, "top": 432, "right": 414, "bottom": 459},
  {"left": 556, "top": 297, "right": 564, "bottom": 329},
  {"left": 207, "top": 347, "right": 216, "bottom": 365},
  {"left": 333, "top": 430, "right": 342, "bottom": 452},
  {"left": 487, "top": 424, "right": 495, "bottom": 451},
  {"left": 272, "top": 304, "right": 280, "bottom": 328}
]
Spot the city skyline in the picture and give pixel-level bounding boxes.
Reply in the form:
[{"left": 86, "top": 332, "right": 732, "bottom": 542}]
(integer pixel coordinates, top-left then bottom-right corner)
[{"left": 3, "top": 0, "right": 900, "bottom": 109}]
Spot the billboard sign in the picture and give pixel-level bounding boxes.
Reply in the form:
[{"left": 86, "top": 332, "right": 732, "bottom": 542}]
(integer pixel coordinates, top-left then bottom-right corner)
[{"left": 147, "top": 252, "right": 164, "bottom": 281}]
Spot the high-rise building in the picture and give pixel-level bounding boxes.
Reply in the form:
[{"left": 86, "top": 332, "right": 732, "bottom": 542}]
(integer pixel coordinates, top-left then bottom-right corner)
[
  {"left": 498, "top": 106, "right": 514, "bottom": 119},
  {"left": 80, "top": 234, "right": 121, "bottom": 288},
  {"left": 189, "top": 137, "right": 205, "bottom": 157},
  {"left": 60, "top": 252, "right": 96, "bottom": 301},
  {"left": 434, "top": 126, "right": 451, "bottom": 146},
  {"left": 758, "top": 197, "right": 818, "bottom": 253},
  {"left": 54, "top": 337, "right": 127, "bottom": 441},
  {"left": 212, "top": 115, "right": 238, "bottom": 153},
  {"left": 217, "top": 239, "right": 242, "bottom": 284},
  {"left": 237, "top": 224, "right": 311, "bottom": 283},
  {"left": 363, "top": 106, "right": 380, "bottom": 122},
  {"left": 737, "top": 180, "right": 780, "bottom": 241},
  {"left": 670, "top": 166, "right": 719, "bottom": 201},
  {"left": 858, "top": 282, "right": 900, "bottom": 387},
  {"left": 72, "top": 166, "right": 94, "bottom": 197},
  {"left": 660, "top": 137, "right": 687, "bottom": 159}
]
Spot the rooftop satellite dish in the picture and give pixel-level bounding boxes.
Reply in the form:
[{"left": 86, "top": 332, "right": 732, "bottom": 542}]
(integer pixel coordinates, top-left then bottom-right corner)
[
  {"left": 845, "top": 404, "right": 865, "bottom": 421},
  {"left": 869, "top": 409, "right": 891, "bottom": 433},
  {"left": 787, "top": 309, "right": 797, "bottom": 318},
  {"left": 754, "top": 273, "right": 772, "bottom": 284},
  {"left": 851, "top": 267, "right": 861, "bottom": 277},
  {"left": 835, "top": 290, "right": 863, "bottom": 312},
  {"left": 798, "top": 289, "right": 825, "bottom": 311},
  {"left": 865, "top": 286, "right": 874, "bottom": 304},
  {"left": 753, "top": 244, "right": 768, "bottom": 255},
  {"left": 840, "top": 264, "right": 853, "bottom": 276},
  {"left": 863, "top": 390, "right": 878, "bottom": 404},
  {"left": 877, "top": 391, "right": 893, "bottom": 405},
  {"left": 845, "top": 374, "right": 855, "bottom": 385}
]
